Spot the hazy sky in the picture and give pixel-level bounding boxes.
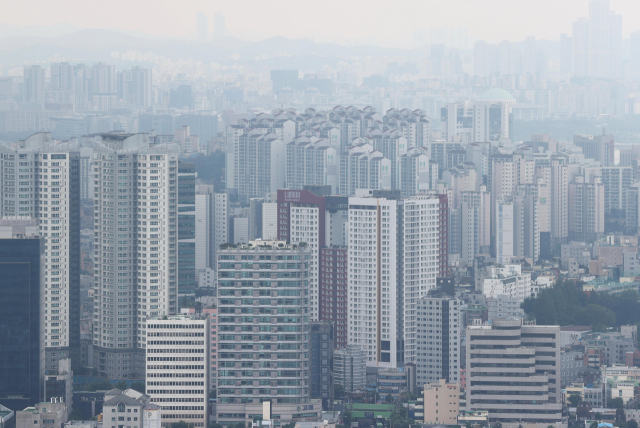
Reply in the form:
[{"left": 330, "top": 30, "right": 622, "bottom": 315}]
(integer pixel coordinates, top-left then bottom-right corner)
[{"left": 3, "top": 0, "right": 640, "bottom": 46}]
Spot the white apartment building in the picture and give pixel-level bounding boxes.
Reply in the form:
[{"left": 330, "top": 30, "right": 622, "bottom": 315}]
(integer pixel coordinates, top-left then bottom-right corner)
[
  {"left": 92, "top": 133, "right": 179, "bottom": 379},
  {"left": 481, "top": 264, "right": 535, "bottom": 303},
  {"left": 339, "top": 143, "right": 391, "bottom": 196},
  {"left": 459, "top": 189, "right": 491, "bottom": 265},
  {"left": 415, "top": 297, "right": 461, "bottom": 387},
  {"left": 145, "top": 314, "right": 209, "bottom": 428},
  {"left": 399, "top": 149, "right": 432, "bottom": 198},
  {"left": 286, "top": 136, "right": 338, "bottom": 194},
  {"left": 347, "top": 195, "right": 439, "bottom": 368},
  {"left": 0, "top": 132, "right": 82, "bottom": 370},
  {"left": 233, "top": 130, "right": 286, "bottom": 200}
]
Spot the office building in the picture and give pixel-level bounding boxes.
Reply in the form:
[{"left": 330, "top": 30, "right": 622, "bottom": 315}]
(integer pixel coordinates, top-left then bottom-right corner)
[
  {"left": 0, "top": 219, "right": 44, "bottom": 411},
  {"left": 334, "top": 346, "right": 366, "bottom": 393},
  {"left": 102, "top": 388, "right": 161, "bottom": 428},
  {"left": 216, "top": 241, "right": 319, "bottom": 425},
  {"left": 309, "top": 322, "right": 334, "bottom": 410},
  {"left": 415, "top": 297, "right": 461, "bottom": 388},
  {"left": 145, "top": 315, "right": 209, "bottom": 428},
  {"left": 0, "top": 133, "right": 82, "bottom": 371},
  {"left": 347, "top": 195, "right": 440, "bottom": 368},
  {"left": 178, "top": 162, "right": 196, "bottom": 297},
  {"left": 422, "top": 380, "right": 459, "bottom": 425},
  {"left": 466, "top": 319, "right": 561, "bottom": 426},
  {"left": 319, "top": 247, "right": 348, "bottom": 348},
  {"left": 92, "top": 133, "right": 179, "bottom": 379}
]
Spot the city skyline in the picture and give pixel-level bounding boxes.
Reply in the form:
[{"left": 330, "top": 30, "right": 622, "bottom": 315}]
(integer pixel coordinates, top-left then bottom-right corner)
[{"left": 2, "top": 0, "right": 640, "bottom": 47}]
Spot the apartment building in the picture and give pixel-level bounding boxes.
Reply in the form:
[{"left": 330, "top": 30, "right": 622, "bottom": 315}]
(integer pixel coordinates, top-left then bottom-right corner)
[
  {"left": 216, "top": 241, "right": 321, "bottom": 426},
  {"left": 415, "top": 297, "right": 461, "bottom": 387},
  {"left": 347, "top": 195, "right": 440, "bottom": 368},
  {"left": 0, "top": 132, "right": 81, "bottom": 371},
  {"left": 92, "top": 133, "right": 180, "bottom": 379}
]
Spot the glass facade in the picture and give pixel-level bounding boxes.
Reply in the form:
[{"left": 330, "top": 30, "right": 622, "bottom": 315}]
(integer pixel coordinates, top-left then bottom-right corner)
[{"left": 0, "top": 237, "right": 44, "bottom": 410}]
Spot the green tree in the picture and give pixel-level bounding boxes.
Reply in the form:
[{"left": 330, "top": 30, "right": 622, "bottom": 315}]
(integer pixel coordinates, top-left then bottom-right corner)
[
  {"left": 627, "top": 421, "right": 638, "bottom": 428},
  {"left": 115, "top": 380, "right": 128, "bottom": 391},
  {"left": 282, "top": 422, "right": 296, "bottom": 428},
  {"left": 596, "top": 413, "right": 603, "bottom": 421},
  {"left": 385, "top": 394, "right": 394, "bottom": 403},
  {"left": 610, "top": 397, "right": 624, "bottom": 409},
  {"left": 68, "top": 409, "right": 84, "bottom": 421},
  {"left": 169, "top": 422, "right": 193, "bottom": 428},
  {"left": 87, "top": 379, "right": 112, "bottom": 391},
  {"left": 591, "top": 422, "right": 600, "bottom": 428},
  {"left": 130, "top": 381, "right": 145, "bottom": 394},
  {"left": 334, "top": 384, "right": 345, "bottom": 401},
  {"left": 494, "top": 422, "right": 502, "bottom": 428},
  {"left": 568, "top": 393, "right": 582, "bottom": 407},
  {"left": 342, "top": 409, "right": 353, "bottom": 428},
  {"left": 208, "top": 424, "right": 224, "bottom": 428},
  {"left": 547, "top": 425, "right": 555, "bottom": 428}
]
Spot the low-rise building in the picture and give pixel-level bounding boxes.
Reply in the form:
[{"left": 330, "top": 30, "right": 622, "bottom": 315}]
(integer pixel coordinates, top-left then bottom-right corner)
[
  {"left": 102, "top": 388, "right": 161, "bottom": 428},
  {"left": 422, "top": 380, "right": 459, "bottom": 425},
  {"left": 16, "top": 400, "right": 67, "bottom": 428}
]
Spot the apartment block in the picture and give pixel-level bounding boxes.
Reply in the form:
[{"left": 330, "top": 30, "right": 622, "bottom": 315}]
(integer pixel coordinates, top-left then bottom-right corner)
[
  {"left": 216, "top": 241, "right": 320, "bottom": 425},
  {"left": 415, "top": 297, "right": 461, "bottom": 387},
  {"left": 0, "top": 132, "right": 81, "bottom": 370},
  {"left": 92, "top": 133, "right": 179, "bottom": 379}
]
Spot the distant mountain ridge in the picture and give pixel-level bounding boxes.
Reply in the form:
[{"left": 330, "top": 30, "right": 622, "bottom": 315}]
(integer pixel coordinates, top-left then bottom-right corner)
[{"left": 0, "top": 27, "right": 420, "bottom": 67}]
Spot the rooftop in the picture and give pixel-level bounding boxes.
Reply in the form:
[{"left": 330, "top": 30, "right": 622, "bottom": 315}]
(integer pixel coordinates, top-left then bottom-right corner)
[{"left": 478, "top": 88, "right": 516, "bottom": 101}]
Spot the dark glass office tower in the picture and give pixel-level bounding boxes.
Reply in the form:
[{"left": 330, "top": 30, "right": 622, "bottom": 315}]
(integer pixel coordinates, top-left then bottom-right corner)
[{"left": 0, "top": 221, "right": 44, "bottom": 410}]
